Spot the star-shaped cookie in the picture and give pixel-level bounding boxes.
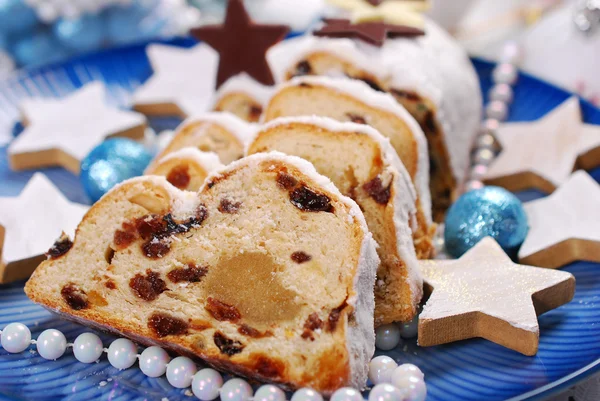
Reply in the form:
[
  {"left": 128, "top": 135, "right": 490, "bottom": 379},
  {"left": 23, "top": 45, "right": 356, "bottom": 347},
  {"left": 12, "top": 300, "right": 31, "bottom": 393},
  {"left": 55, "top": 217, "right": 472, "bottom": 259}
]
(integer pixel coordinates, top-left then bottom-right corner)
[
  {"left": 0, "top": 173, "right": 88, "bottom": 284},
  {"left": 419, "top": 237, "right": 575, "bottom": 356},
  {"left": 577, "top": 122, "right": 600, "bottom": 170},
  {"left": 132, "top": 43, "right": 219, "bottom": 117},
  {"left": 314, "top": 18, "right": 425, "bottom": 47},
  {"left": 484, "top": 96, "right": 587, "bottom": 193},
  {"left": 327, "top": 0, "right": 430, "bottom": 28},
  {"left": 519, "top": 171, "right": 600, "bottom": 268},
  {"left": 9, "top": 82, "right": 146, "bottom": 174},
  {"left": 191, "top": 0, "right": 290, "bottom": 88}
]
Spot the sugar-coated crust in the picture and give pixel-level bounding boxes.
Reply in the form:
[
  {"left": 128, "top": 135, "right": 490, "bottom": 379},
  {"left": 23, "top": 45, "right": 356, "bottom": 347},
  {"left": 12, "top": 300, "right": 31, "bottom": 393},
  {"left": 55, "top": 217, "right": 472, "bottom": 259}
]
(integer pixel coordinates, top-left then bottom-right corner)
[
  {"left": 267, "top": 18, "right": 481, "bottom": 185},
  {"left": 180, "top": 112, "right": 256, "bottom": 145},
  {"left": 213, "top": 73, "right": 274, "bottom": 108},
  {"left": 26, "top": 153, "right": 377, "bottom": 393},
  {"left": 269, "top": 76, "right": 431, "bottom": 225}
]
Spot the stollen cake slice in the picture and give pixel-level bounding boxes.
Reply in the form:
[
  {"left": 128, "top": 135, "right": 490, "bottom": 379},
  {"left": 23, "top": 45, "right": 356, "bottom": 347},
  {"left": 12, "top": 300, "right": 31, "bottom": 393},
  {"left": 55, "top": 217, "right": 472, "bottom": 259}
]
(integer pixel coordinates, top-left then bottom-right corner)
[
  {"left": 263, "top": 76, "right": 435, "bottom": 258},
  {"left": 212, "top": 73, "right": 273, "bottom": 123},
  {"left": 247, "top": 116, "right": 423, "bottom": 324},
  {"left": 149, "top": 112, "right": 253, "bottom": 169},
  {"left": 145, "top": 147, "right": 224, "bottom": 191},
  {"left": 25, "top": 152, "right": 378, "bottom": 393}
]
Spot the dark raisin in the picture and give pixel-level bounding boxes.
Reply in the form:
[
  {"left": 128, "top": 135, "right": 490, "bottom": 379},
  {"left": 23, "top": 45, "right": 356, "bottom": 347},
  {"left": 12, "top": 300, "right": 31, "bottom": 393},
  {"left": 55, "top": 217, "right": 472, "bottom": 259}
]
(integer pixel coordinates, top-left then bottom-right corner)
[
  {"left": 291, "top": 251, "right": 312, "bottom": 264},
  {"left": 214, "top": 332, "right": 244, "bottom": 356},
  {"left": 60, "top": 283, "right": 89, "bottom": 310},
  {"left": 249, "top": 105, "right": 263, "bottom": 121},
  {"left": 424, "top": 110, "right": 437, "bottom": 135},
  {"left": 148, "top": 312, "right": 189, "bottom": 337},
  {"left": 135, "top": 215, "right": 165, "bottom": 240},
  {"left": 345, "top": 113, "right": 367, "bottom": 125},
  {"left": 327, "top": 302, "right": 347, "bottom": 332},
  {"left": 105, "top": 280, "right": 116, "bottom": 290},
  {"left": 218, "top": 198, "right": 242, "bottom": 214},
  {"left": 205, "top": 297, "right": 241, "bottom": 322},
  {"left": 129, "top": 270, "right": 167, "bottom": 301},
  {"left": 290, "top": 186, "right": 334, "bottom": 213},
  {"left": 167, "top": 264, "right": 208, "bottom": 283},
  {"left": 238, "top": 324, "right": 272, "bottom": 338},
  {"left": 294, "top": 60, "right": 312, "bottom": 77},
  {"left": 196, "top": 204, "right": 209, "bottom": 224},
  {"left": 276, "top": 172, "right": 298, "bottom": 190},
  {"left": 166, "top": 165, "right": 191, "bottom": 190},
  {"left": 206, "top": 181, "right": 215, "bottom": 189},
  {"left": 46, "top": 235, "right": 73, "bottom": 259},
  {"left": 359, "top": 77, "right": 384, "bottom": 92},
  {"left": 391, "top": 89, "right": 421, "bottom": 102},
  {"left": 142, "top": 239, "right": 171, "bottom": 259},
  {"left": 363, "top": 176, "right": 391, "bottom": 205},
  {"left": 254, "top": 356, "right": 284, "bottom": 378},
  {"left": 114, "top": 230, "right": 136, "bottom": 249},
  {"left": 304, "top": 313, "right": 324, "bottom": 331}
]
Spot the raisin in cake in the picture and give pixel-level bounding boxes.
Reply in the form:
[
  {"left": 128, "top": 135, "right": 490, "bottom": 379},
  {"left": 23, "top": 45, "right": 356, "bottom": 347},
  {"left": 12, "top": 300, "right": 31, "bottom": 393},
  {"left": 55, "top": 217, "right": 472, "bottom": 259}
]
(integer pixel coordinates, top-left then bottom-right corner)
[
  {"left": 145, "top": 148, "right": 223, "bottom": 191},
  {"left": 267, "top": 20, "right": 482, "bottom": 221},
  {"left": 247, "top": 116, "right": 423, "bottom": 324},
  {"left": 212, "top": 74, "right": 273, "bottom": 123},
  {"left": 150, "top": 112, "right": 253, "bottom": 169},
  {"left": 25, "top": 152, "right": 378, "bottom": 393},
  {"left": 263, "top": 76, "right": 435, "bottom": 258}
]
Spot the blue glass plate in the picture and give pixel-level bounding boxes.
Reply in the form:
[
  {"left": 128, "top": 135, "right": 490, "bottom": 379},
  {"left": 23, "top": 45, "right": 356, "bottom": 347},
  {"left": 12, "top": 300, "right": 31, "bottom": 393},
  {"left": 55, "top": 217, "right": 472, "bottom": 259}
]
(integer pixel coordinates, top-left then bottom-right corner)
[{"left": 1, "top": 39, "right": 600, "bottom": 401}]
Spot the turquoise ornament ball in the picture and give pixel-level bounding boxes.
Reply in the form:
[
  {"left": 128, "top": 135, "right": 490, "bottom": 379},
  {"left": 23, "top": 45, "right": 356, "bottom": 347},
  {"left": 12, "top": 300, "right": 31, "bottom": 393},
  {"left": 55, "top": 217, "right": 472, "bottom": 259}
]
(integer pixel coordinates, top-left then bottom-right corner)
[
  {"left": 0, "top": 0, "right": 38, "bottom": 36},
  {"left": 53, "top": 15, "right": 105, "bottom": 52},
  {"left": 444, "top": 186, "right": 529, "bottom": 259},
  {"left": 80, "top": 138, "right": 153, "bottom": 203}
]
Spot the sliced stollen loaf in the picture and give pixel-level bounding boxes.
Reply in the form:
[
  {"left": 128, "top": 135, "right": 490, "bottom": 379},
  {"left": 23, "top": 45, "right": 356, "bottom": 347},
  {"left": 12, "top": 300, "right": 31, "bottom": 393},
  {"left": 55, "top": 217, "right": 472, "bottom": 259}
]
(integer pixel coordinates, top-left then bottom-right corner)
[
  {"left": 145, "top": 148, "right": 224, "bottom": 191},
  {"left": 247, "top": 116, "right": 423, "bottom": 324},
  {"left": 25, "top": 152, "right": 378, "bottom": 393},
  {"left": 149, "top": 112, "right": 253, "bottom": 169},
  {"left": 263, "top": 76, "right": 435, "bottom": 259},
  {"left": 212, "top": 73, "right": 273, "bottom": 123}
]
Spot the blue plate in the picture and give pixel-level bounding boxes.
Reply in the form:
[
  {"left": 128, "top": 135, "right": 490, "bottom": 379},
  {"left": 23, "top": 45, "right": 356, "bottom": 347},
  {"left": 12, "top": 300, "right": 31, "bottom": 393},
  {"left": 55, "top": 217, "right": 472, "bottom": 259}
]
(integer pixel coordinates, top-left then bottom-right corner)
[{"left": 1, "top": 39, "right": 600, "bottom": 401}]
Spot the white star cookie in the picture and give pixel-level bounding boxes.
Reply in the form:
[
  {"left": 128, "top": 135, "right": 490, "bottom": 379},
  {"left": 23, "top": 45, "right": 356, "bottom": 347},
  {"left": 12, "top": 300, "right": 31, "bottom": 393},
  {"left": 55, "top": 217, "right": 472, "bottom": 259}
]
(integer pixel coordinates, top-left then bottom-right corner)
[
  {"left": 132, "top": 43, "right": 219, "bottom": 118},
  {"left": 519, "top": 171, "right": 600, "bottom": 268},
  {"left": 484, "top": 96, "right": 585, "bottom": 193},
  {"left": 419, "top": 237, "right": 575, "bottom": 356},
  {"left": 8, "top": 82, "right": 147, "bottom": 174},
  {"left": 0, "top": 173, "right": 88, "bottom": 283}
]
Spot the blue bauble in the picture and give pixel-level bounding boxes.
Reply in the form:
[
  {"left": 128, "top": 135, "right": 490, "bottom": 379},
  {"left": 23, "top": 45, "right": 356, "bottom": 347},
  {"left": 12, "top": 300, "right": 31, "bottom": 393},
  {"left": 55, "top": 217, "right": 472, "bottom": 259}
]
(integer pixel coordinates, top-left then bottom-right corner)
[
  {"left": 80, "top": 138, "right": 154, "bottom": 203},
  {"left": 53, "top": 15, "right": 105, "bottom": 52},
  {"left": 444, "top": 186, "right": 529, "bottom": 259},
  {"left": 0, "top": 0, "right": 38, "bottom": 36},
  {"left": 0, "top": 34, "right": 7, "bottom": 50},
  {"left": 105, "top": 2, "right": 163, "bottom": 45},
  {"left": 12, "top": 30, "right": 70, "bottom": 66}
]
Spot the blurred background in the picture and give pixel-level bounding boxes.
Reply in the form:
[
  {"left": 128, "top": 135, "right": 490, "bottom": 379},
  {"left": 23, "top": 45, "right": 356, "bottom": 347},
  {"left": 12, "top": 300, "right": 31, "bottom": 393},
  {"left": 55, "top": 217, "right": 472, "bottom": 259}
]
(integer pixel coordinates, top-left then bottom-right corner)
[{"left": 0, "top": 0, "right": 598, "bottom": 104}]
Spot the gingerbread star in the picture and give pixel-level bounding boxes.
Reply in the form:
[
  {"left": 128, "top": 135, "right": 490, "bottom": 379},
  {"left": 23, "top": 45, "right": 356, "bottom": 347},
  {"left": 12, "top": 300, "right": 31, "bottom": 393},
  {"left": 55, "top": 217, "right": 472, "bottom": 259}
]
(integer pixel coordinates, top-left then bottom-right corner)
[
  {"left": 419, "top": 237, "right": 575, "bottom": 356},
  {"left": 484, "top": 96, "right": 585, "bottom": 193},
  {"left": 314, "top": 18, "right": 425, "bottom": 47},
  {"left": 577, "top": 121, "right": 600, "bottom": 170},
  {"left": 132, "top": 43, "right": 219, "bottom": 118},
  {"left": 519, "top": 171, "right": 600, "bottom": 268},
  {"left": 191, "top": 0, "right": 290, "bottom": 88},
  {"left": 0, "top": 173, "right": 88, "bottom": 284},
  {"left": 9, "top": 82, "right": 146, "bottom": 174}
]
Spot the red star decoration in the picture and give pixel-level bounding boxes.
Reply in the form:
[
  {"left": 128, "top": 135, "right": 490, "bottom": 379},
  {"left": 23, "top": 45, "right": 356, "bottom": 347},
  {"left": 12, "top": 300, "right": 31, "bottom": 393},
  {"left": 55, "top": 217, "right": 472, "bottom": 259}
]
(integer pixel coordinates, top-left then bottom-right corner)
[
  {"left": 314, "top": 18, "right": 424, "bottom": 47},
  {"left": 191, "top": 0, "right": 290, "bottom": 88}
]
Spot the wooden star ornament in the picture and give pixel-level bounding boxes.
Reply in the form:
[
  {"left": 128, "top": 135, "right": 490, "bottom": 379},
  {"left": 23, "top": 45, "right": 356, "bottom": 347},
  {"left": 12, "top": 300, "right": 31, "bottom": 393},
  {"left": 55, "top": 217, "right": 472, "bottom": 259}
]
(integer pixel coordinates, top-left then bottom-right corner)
[
  {"left": 418, "top": 237, "right": 575, "bottom": 356},
  {"left": 484, "top": 96, "right": 588, "bottom": 193},
  {"left": 519, "top": 171, "right": 600, "bottom": 268},
  {"left": 191, "top": 0, "right": 290, "bottom": 88},
  {"left": 0, "top": 173, "right": 88, "bottom": 284},
  {"left": 9, "top": 82, "right": 146, "bottom": 174}
]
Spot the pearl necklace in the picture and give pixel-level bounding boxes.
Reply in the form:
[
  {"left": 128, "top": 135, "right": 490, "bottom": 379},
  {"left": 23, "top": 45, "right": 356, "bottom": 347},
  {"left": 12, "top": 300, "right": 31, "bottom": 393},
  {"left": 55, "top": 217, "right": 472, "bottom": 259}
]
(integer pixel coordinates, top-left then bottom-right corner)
[{"left": 0, "top": 322, "right": 427, "bottom": 401}]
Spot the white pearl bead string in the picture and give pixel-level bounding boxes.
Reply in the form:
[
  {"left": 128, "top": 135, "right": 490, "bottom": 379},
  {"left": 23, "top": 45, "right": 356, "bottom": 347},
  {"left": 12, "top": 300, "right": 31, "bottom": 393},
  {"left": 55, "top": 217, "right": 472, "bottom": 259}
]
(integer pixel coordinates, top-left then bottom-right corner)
[
  {"left": 464, "top": 41, "right": 523, "bottom": 192},
  {"left": 1, "top": 322, "right": 427, "bottom": 401}
]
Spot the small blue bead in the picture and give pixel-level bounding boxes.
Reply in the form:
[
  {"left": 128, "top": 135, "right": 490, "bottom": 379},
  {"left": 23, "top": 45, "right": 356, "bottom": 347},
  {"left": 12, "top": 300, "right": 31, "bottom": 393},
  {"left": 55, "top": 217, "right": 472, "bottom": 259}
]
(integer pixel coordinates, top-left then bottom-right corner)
[
  {"left": 12, "top": 30, "right": 70, "bottom": 67},
  {"left": 444, "top": 186, "right": 528, "bottom": 259},
  {"left": 80, "top": 138, "right": 153, "bottom": 203},
  {"left": 53, "top": 15, "right": 105, "bottom": 52},
  {"left": 0, "top": 0, "right": 38, "bottom": 36}
]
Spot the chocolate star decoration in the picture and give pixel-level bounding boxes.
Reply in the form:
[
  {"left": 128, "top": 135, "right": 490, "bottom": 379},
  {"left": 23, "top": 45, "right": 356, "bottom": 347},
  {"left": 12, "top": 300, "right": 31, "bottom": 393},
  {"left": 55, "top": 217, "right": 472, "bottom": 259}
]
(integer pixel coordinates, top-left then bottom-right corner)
[
  {"left": 314, "top": 18, "right": 425, "bottom": 47},
  {"left": 191, "top": 0, "right": 290, "bottom": 88}
]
